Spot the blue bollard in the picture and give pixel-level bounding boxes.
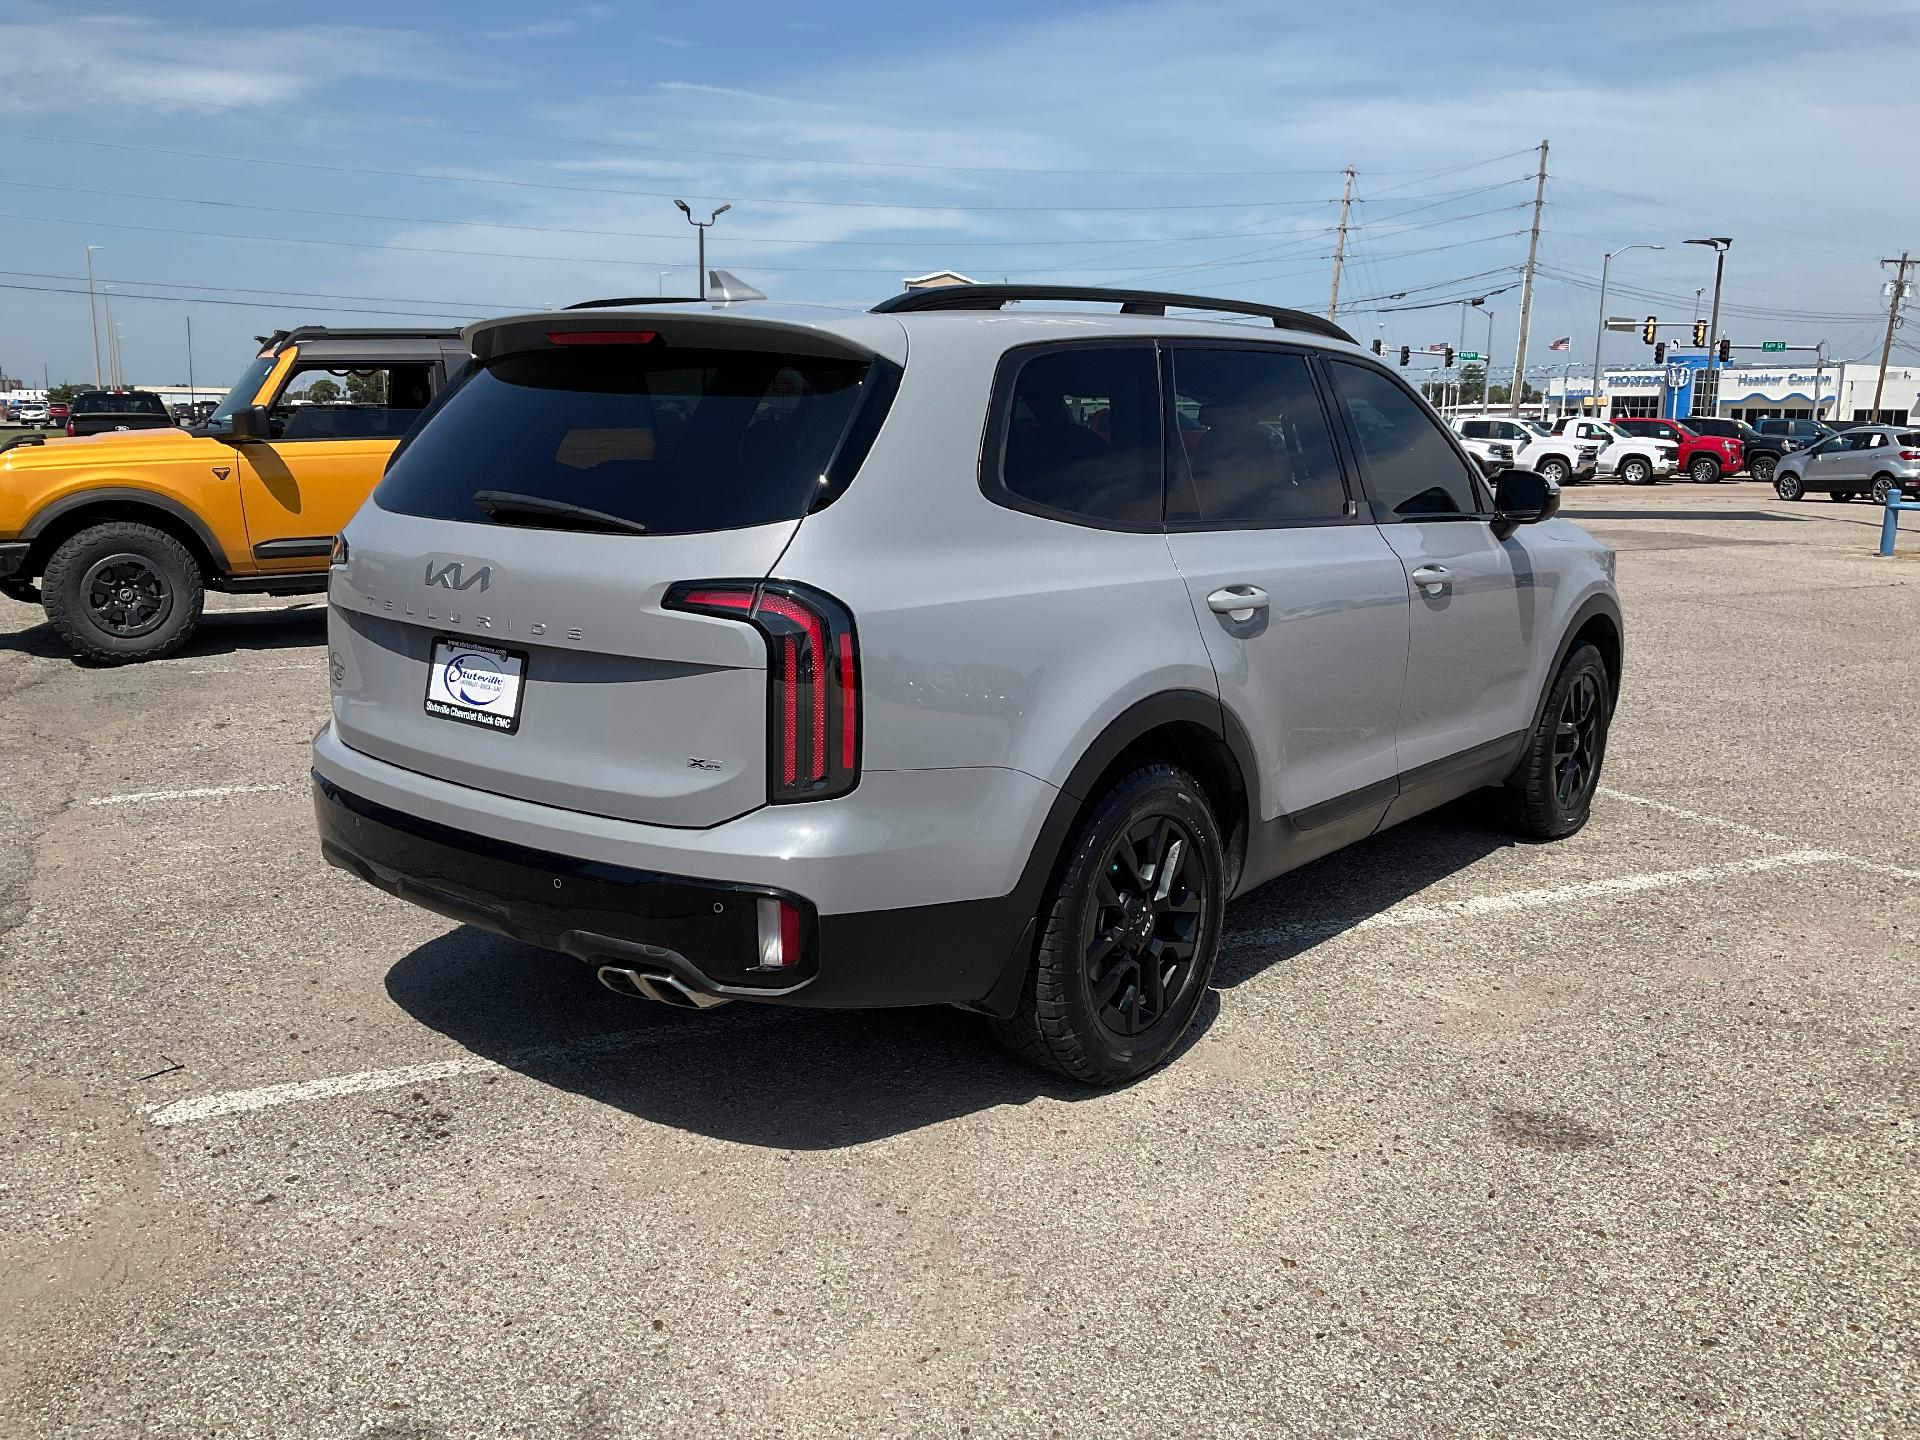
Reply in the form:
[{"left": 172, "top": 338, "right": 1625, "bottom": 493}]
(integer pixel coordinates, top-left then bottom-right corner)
[{"left": 1883, "top": 492, "right": 1916, "bottom": 557}]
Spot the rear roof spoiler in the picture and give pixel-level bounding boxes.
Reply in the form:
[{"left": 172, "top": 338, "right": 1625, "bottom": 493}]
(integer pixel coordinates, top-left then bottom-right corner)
[
  {"left": 464, "top": 310, "right": 886, "bottom": 366},
  {"left": 871, "top": 284, "right": 1357, "bottom": 345}
]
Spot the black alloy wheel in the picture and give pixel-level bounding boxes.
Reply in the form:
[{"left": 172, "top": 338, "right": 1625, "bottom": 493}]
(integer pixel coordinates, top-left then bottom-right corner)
[
  {"left": 1750, "top": 453, "right": 1777, "bottom": 484},
  {"left": 81, "top": 553, "right": 173, "bottom": 638},
  {"left": 1552, "top": 671, "right": 1605, "bottom": 814},
  {"left": 1084, "top": 814, "right": 1205, "bottom": 1038}
]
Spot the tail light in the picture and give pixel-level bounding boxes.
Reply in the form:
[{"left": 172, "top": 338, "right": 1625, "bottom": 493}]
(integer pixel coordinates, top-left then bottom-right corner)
[
  {"left": 1900, "top": 451, "right": 1920, "bottom": 462},
  {"left": 66, "top": 420, "right": 76, "bottom": 437},
  {"left": 664, "top": 580, "right": 860, "bottom": 803}
]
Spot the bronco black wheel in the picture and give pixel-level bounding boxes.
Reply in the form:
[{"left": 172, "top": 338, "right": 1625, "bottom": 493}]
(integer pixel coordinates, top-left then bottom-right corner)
[
  {"left": 42, "top": 520, "right": 204, "bottom": 664},
  {"left": 1506, "top": 642, "right": 1611, "bottom": 840},
  {"left": 992, "top": 764, "right": 1224, "bottom": 1085}
]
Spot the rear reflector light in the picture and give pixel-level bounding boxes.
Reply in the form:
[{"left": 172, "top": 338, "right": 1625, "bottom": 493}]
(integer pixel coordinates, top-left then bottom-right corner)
[
  {"left": 664, "top": 579, "right": 861, "bottom": 803},
  {"left": 754, "top": 897, "right": 804, "bottom": 970},
  {"left": 545, "top": 329, "right": 659, "bottom": 346}
]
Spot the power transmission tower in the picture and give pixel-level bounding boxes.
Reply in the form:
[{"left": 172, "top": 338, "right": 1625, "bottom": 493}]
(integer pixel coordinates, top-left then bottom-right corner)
[
  {"left": 1871, "top": 251, "right": 1911, "bottom": 421},
  {"left": 1506, "top": 139, "right": 1549, "bottom": 417},
  {"left": 1326, "top": 166, "right": 1355, "bottom": 322}
]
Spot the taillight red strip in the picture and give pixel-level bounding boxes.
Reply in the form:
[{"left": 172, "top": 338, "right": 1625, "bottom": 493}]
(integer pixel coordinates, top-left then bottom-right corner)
[
  {"left": 778, "top": 902, "right": 801, "bottom": 970},
  {"left": 779, "top": 636, "right": 799, "bottom": 785},
  {"left": 756, "top": 593, "right": 827, "bottom": 782},
  {"left": 836, "top": 631, "right": 856, "bottom": 772}
]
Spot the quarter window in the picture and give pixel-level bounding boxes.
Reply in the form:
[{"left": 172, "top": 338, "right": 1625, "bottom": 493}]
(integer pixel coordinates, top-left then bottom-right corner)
[
  {"left": 997, "top": 346, "right": 1162, "bottom": 525},
  {"left": 1326, "top": 361, "right": 1482, "bottom": 519},
  {"left": 1167, "top": 349, "right": 1348, "bottom": 524},
  {"left": 271, "top": 362, "right": 436, "bottom": 442}
]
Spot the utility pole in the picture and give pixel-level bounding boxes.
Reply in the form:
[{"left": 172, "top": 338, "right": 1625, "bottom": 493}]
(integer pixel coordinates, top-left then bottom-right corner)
[
  {"left": 84, "top": 245, "right": 103, "bottom": 390},
  {"left": 1872, "top": 252, "right": 1911, "bottom": 422},
  {"left": 186, "top": 314, "right": 197, "bottom": 408},
  {"left": 1326, "top": 166, "right": 1355, "bottom": 322},
  {"left": 1507, "top": 139, "right": 1549, "bottom": 417}
]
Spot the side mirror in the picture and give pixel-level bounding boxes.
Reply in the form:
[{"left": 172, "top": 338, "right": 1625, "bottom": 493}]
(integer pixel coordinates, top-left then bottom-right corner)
[
  {"left": 225, "top": 404, "right": 269, "bottom": 442},
  {"left": 1490, "top": 468, "right": 1559, "bottom": 540}
]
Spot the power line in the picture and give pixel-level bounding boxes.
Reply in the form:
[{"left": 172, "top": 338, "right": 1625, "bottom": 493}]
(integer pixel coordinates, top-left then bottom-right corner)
[
  {"left": 0, "top": 278, "right": 486, "bottom": 321},
  {"left": 0, "top": 267, "right": 522, "bottom": 311}
]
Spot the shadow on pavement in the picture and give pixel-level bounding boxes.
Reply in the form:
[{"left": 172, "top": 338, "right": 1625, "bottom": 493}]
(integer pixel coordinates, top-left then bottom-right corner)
[
  {"left": 0, "top": 600, "right": 326, "bottom": 664},
  {"left": 384, "top": 924, "right": 1208, "bottom": 1148},
  {"left": 382, "top": 800, "right": 1516, "bottom": 1145}
]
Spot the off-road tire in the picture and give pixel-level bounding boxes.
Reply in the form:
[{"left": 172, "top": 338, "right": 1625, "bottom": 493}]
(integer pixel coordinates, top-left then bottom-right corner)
[
  {"left": 1506, "top": 642, "right": 1611, "bottom": 841},
  {"left": 991, "top": 764, "right": 1225, "bottom": 1086},
  {"left": 42, "top": 521, "right": 203, "bottom": 664}
]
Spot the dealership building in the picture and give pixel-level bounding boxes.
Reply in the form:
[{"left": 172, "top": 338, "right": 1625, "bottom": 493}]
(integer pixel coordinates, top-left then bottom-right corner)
[{"left": 1548, "top": 354, "right": 1918, "bottom": 425}]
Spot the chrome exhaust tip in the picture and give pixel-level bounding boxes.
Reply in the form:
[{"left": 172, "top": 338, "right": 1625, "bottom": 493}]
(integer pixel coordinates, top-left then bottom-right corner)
[{"left": 595, "top": 965, "right": 731, "bottom": 1010}]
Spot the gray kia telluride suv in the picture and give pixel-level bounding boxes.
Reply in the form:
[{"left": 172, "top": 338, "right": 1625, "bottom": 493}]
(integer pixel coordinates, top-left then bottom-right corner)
[{"left": 313, "top": 284, "right": 1622, "bottom": 1085}]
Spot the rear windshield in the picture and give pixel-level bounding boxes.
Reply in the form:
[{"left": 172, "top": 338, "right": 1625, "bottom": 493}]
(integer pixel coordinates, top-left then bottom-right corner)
[
  {"left": 375, "top": 345, "right": 876, "bottom": 535},
  {"left": 73, "top": 391, "right": 168, "bottom": 415}
]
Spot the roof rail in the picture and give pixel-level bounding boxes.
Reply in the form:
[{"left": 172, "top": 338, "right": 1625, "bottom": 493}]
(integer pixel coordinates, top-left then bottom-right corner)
[
  {"left": 273, "top": 325, "right": 462, "bottom": 345},
  {"left": 870, "top": 284, "right": 1356, "bottom": 344}
]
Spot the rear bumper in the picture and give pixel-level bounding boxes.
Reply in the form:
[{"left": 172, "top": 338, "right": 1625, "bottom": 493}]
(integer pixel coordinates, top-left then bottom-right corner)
[{"left": 311, "top": 726, "right": 1053, "bottom": 1009}]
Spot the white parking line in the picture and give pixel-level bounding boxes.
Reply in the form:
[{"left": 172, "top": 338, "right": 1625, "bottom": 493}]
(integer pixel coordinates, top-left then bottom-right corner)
[
  {"left": 1602, "top": 787, "right": 1920, "bottom": 881},
  {"left": 147, "top": 1028, "right": 685, "bottom": 1127},
  {"left": 151, "top": 847, "right": 1849, "bottom": 1130},
  {"left": 86, "top": 783, "right": 293, "bottom": 807},
  {"left": 1234, "top": 848, "right": 1845, "bottom": 950}
]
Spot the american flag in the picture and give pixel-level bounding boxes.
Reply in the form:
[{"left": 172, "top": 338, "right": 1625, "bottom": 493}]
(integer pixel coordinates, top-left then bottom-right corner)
[{"left": 1547, "top": 336, "right": 1571, "bottom": 351}]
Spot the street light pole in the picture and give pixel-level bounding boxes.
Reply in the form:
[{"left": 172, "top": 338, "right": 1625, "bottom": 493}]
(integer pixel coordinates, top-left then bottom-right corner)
[
  {"left": 1593, "top": 243, "right": 1663, "bottom": 418},
  {"left": 673, "top": 200, "right": 732, "bottom": 300},
  {"left": 1686, "top": 237, "right": 1732, "bottom": 415},
  {"left": 84, "top": 245, "right": 103, "bottom": 390}
]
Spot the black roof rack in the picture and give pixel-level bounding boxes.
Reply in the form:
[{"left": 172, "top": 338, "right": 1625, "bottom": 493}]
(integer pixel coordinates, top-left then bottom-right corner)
[
  {"left": 256, "top": 325, "right": 462, "bottom": 350},
  {"left": 870, "top": 284, "right": 1355, "bottom": 345}
]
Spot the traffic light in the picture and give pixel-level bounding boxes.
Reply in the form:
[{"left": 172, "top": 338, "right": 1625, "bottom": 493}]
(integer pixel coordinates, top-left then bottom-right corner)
[
  {"left": 1443, "top": 346, "right": 1455, "bottom": 368},
  {"left": 1653, "top": 342, "right": 1666, "bottom": 364},
  {"left": 1692, "top": 319, "right": 1709, "bottom": 348},
  {"left": 1717, "top": 338, "right": 1731, "bottom": 363},
  {"left": 1371, "top": 338, "right": 1383, "bottom": 356},
  {"left": 1398, "top": 345, "right": 1410, "bottom": 367},
  {"left": 1642, "top": 316, "right": 1658, "bottom": 345}
]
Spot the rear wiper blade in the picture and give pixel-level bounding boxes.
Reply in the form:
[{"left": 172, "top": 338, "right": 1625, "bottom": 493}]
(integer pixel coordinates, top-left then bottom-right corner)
[{"left": 472, "top": 490, "right": 648, "bottom": 534}]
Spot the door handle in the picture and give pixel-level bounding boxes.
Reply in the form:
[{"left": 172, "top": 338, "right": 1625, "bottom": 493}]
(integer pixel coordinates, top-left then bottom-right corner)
[
  {"left": 1411, "top": 564, "right": 1452, "bottom": 594},
  {"left": 1206, "top": 585, "right": 1269, "bottom": 620}
]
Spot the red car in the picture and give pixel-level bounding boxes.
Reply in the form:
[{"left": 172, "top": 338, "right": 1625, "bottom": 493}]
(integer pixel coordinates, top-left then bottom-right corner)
[
  {"left": 45, "top": 401, "right": 69, "bottom": 429},
  {"left": 1613, "top": 416, "right": 1742, "bottom": 484}
]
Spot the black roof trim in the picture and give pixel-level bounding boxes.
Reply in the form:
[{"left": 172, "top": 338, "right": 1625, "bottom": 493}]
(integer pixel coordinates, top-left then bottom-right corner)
[
  {"left": 870, "top": 284, "right": 1356, "bottom": 344},
  {"left": 564, "top": 296, "right": 705, "bottom": 310},
  {"left": 255, "top": 325, "right": 462, "bottom": 352}
]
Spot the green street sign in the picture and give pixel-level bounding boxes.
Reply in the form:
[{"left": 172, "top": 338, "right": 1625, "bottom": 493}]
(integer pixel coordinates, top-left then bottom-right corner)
[
  {"left": 1459, "top": 350, "right": 1483, "bottom": 361},
  {"left": 1761, "top": 340, "right": 1786, "bottom": 352}
]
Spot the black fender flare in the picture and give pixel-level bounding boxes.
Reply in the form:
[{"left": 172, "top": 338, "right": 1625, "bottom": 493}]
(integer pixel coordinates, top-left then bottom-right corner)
[
  {"left": 18, "top": 488, "right": 232, "bottom": 577},
  {"left": 971, "top": 688, "right": 1257, "bottom": 1017},
  {"left": 1526, "top": 592, "right": 1625, "bottom": 744}
]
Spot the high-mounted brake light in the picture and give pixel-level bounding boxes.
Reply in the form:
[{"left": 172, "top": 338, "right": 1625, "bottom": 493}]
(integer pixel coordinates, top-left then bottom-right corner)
[
  {"left": 545, "top": 329, "right": 659, "bottom": 346},
  {"left": 665, "top": 580, "right": 861, "bottom": 804}
]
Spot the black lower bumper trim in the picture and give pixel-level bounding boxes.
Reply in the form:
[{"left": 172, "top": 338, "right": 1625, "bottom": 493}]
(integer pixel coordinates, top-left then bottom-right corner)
[
  {"left": 0, "top": 541, "right": 28, "bottom": 581},
  {"left": 314, "top": 774, "right": 1030, "bottom": 1009}
]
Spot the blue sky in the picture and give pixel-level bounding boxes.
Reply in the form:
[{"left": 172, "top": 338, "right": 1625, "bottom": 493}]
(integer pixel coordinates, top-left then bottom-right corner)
[{"left": 0, "top": 0, "right": 1914, "bottom": 391}]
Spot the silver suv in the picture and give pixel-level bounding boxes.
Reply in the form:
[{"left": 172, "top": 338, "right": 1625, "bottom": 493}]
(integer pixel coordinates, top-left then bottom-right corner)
[
  {"left": 312, "top": 284, "right": 1622, "bottom": 1085},
  {"left": 1771, "top": 425, "right": 1920, "bottom": 504}
]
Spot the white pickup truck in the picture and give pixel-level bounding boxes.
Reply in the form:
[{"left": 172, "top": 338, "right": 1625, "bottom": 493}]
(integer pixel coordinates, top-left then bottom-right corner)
[
  {"left": 1549, "top": 416, "right": 1677, "bottom": 486},
  {"left": 1454, "top": 417, "right": 1600, "bottom": 486}
]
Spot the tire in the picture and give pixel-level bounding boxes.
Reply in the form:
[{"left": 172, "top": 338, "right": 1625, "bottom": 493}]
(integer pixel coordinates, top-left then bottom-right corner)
[
  {"left": 1620, "top": 457, "right": 1652, "bottom": 486},
  {"left": 1507, "top": 643, "right": 1611, "bottom": 841},
  {"left": 991, "top": 764, "right": 1225, "bottom": 1086},
  {"left": 1774, "top": 472, "right": 1804, "bottom": 501},
  {"left": 41, "top": 521, "right": 204, "bottom": 664},
  {"left": 1537, "top": 457, "right": 1570, "bottom": 487},
  {"left": 1749, "top": 453, "right": 1777, "bottom": 484},
  {"left": 1688, "top": 456, "right": 1722, "bottom": 484},
  {"left": 1871, "top": 476, "right": 1895, "bottom": 506},
  {"left": 1825, "top": 491, "right": 1852, "bottom": 503}
]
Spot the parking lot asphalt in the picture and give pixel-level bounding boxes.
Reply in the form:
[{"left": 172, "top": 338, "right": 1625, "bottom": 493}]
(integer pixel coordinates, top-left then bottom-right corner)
[{"left": 2, "top": 480, "right": 1915, "bottom": 1438}]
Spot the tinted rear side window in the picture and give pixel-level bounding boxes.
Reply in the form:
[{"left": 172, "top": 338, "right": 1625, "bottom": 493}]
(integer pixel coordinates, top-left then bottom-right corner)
[
  {"left": 374, "top": 346, "right": 876, "bottom": 535},
  {"left": 1168, "top": 348, "right": 1348, "bottom": 524},
  {"left": 1326, "top": 361, "right": 1482, "bottom": 519},
  {"left": 995, "top": 345, "right": 1161, "bottom": 526}
]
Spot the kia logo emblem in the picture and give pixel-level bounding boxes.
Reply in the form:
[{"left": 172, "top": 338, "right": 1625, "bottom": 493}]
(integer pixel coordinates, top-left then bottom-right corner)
[{"left": 425, "top": 560, "right": 492, "bottom": 592}]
